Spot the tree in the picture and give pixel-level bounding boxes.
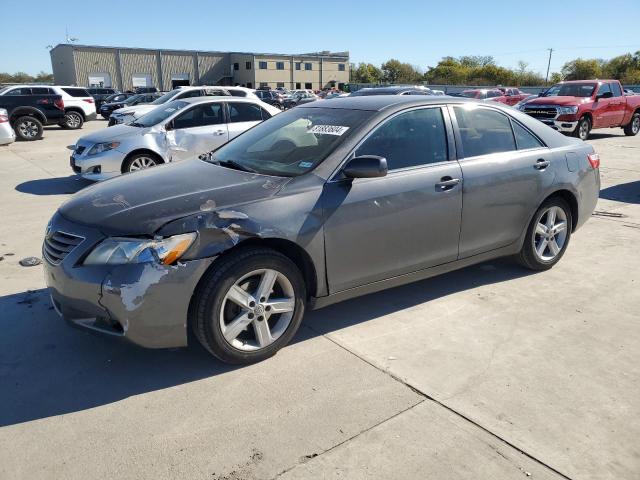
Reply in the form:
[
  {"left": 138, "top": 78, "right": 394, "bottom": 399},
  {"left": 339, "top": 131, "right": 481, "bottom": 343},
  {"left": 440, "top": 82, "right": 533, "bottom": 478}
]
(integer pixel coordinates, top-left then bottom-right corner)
[
  {"left": 34, "top": 71, "right": 54, "bottom": 83},
  {"left": 351, "top": 63, "right": 383, "bottom": 84},
  {"left": 459, "top": 55, "right": 495, "bottom": 68},
  {"left": 549, "top": 72, "right": 563, "bottom": 84},
  {"left": 561, "top": 58, "right": 602, "bottom": 81},
  {"left": 381, "top": 59, "right": 422, "bottom": 84}
]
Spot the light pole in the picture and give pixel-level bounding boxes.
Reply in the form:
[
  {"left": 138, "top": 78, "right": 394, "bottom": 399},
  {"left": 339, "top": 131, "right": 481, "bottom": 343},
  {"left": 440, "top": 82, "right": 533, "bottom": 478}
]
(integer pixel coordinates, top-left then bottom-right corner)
[{"left": 545, "top": 48, "right": 554, "bottom": 84}]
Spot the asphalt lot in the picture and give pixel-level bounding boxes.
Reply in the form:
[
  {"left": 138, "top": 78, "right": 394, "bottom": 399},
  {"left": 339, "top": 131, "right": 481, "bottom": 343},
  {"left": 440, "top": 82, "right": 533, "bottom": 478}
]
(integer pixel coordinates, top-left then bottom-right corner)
[{"left": 0, "top": 119, "right": 638, "bottom": 480}]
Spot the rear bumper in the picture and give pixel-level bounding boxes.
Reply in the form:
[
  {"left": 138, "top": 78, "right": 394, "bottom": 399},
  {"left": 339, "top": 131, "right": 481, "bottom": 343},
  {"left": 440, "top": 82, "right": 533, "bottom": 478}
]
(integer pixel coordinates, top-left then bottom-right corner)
[
  {"left": 0, "top": 123, "right": 15, "bottom": 145},
  {"left": 43, "top": 212, "right": 215, "bottom": 349}
]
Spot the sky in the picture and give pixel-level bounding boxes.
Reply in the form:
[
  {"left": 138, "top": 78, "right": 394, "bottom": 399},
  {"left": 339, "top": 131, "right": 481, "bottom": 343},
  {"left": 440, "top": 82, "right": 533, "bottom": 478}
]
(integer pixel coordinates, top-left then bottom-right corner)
[{"left": 1, "top": 0, "right": 640, "bottom": 77}]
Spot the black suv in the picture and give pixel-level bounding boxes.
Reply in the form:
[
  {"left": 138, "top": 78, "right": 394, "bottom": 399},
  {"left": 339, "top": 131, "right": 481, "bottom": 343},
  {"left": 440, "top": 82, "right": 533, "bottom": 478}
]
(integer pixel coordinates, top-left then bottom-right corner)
[
  {"left": 100, "top": 92, "right": 161, "bottom": 119},
  {"left": 0, "top": 88, "right": 65, "bottom": 141},
  {"left": 134, "top": 87, "right": 159, "bottom": 94},
  {"left": 255, "top": 90, "right": 284, "bottom": 110},
  {"left": 88, "top": 87, "right": 119, "bottom": 110}
]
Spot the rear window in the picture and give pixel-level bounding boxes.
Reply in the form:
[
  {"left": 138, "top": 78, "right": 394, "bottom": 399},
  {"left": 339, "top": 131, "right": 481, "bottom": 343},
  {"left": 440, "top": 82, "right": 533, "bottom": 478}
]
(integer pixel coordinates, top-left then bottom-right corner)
[{"left": 62, "top": 88, "right": 91, "bottom": 97}]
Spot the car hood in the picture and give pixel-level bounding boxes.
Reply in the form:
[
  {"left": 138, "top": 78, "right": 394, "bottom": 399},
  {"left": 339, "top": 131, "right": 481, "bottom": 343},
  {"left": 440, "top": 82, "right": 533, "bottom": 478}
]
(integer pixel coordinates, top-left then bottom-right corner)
[
  {"left": 113, "top": 104, "right": 157, "bottom": 116},
  {"left": 78, "top": 124, "right": 145, "bottom": 143},
  {"left": 59, "top": 159, "right": 291, "bottom": 235},
  {"left": 526, "top": 96, "right": 592, "bottom": 106}
]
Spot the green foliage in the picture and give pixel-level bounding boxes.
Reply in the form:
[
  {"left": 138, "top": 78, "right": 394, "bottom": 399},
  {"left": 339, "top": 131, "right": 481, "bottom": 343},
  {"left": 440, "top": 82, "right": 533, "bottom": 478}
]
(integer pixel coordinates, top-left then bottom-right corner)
[
  {"left": 561, "top": 58, "right": 603, "bottom": 81},
  {"left": 0, "top": 71, "right": 54, "bottom": 84},
  {"left": 423, "top": 56, "right": 545, "bottom": 86},
  {"left": 350, "top": 63, "right": 383, "bottom": 84},
  {"left": 556, "top": 51, "right": 640, "bottom": 83},
  {"left": 381, "top": 59, "right": 422, "bottom": 84}
]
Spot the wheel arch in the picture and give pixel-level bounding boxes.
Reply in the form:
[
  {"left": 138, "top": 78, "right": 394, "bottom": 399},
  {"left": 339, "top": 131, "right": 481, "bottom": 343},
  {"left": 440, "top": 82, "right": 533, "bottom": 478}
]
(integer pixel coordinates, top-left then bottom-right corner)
[
  {"left": 543, "top": 189, "right": 579, "bottom": 231},
  {"left": 10, "top": 108, "right": 46, "bottom": 124},
  {"left": 65, "top": 106, "right": 86, "bottom": 120},
  {"left": 121, "top": 149, "right": 165, "bottom": 173}
]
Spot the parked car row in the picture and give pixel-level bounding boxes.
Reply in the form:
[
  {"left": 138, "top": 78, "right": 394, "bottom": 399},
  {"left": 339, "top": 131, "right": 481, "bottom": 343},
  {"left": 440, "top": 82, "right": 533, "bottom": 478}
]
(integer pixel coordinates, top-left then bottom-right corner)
[{"left": 46, "top": 95, "right": 601, "bottom": 364}]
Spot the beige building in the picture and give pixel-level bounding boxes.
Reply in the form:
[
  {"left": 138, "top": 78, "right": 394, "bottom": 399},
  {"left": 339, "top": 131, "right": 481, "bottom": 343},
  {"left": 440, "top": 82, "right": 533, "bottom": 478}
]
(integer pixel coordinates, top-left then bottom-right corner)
[{"left": 50, "top": 44, "right": 349, "bottom": 91}]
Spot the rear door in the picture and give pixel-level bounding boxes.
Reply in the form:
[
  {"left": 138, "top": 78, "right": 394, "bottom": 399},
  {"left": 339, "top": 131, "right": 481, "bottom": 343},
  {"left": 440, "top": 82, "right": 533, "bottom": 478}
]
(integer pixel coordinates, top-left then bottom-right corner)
[
  {"left": 323, "top": 106, "right": 463, "bottom": 292},
  {"left": 451, "top": 104, "right": 552, "bottom": 257},
  {"left": 168, "top": 102, "right": 228, "bottom": 161},
  {"left": 225, "top": 101, "right": 268, "bottom": 140}
]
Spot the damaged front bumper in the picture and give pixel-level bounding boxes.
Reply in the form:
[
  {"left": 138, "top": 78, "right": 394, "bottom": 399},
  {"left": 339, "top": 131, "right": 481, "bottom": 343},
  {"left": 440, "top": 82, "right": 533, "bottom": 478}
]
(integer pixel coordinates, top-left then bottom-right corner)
[{"left": 43, "top": 213, "right": 215, "bottom": 349}]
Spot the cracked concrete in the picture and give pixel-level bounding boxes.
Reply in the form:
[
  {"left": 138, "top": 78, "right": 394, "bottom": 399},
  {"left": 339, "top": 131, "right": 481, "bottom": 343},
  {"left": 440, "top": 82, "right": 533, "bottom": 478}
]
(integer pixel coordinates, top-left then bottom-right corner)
[{"left": 0, "top": 122, "right": 639, "bottom": 479}]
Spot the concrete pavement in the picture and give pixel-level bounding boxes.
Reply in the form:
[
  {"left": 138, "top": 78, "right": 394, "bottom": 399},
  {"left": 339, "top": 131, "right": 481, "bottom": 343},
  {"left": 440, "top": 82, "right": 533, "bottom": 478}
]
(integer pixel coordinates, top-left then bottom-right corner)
[{"left": 0, "top": 120, "right": 638, "bottom": 479}]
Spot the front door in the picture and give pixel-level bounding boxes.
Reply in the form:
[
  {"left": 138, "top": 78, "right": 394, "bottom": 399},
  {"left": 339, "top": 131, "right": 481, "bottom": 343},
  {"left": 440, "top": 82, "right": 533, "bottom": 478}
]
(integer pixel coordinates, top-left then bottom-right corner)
[
  {"left": 592, "top": 83, "right": 614, "bottom": 128},
  {"left": 451, "top": 104, "right": 552, "bottom": 258},
  {"left": 323, "top": 106, "right": 463, "bottom": 293},
  {"left": 168, "top": 102, "right": 228, "bottom": 162}
]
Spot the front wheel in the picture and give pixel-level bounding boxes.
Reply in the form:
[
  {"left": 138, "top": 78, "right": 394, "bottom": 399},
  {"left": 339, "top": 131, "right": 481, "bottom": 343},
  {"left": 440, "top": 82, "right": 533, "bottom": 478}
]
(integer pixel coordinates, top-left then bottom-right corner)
[
  {"left": 122, "top": 153, "right": 161, "bottom": 173},
  {"left": 191, "top": 248, "right": 306, "bottom": 364},
  {"left": 572, "top": 116, "right": 591, "bottom": 141},
  {"left": 517, "top": 198, "right": 572, "bottom": 271},
  {"left": 60, "top": 111, "right": 84, "bottom": 130},
  {"left": 623, "top": 112, "right": 640, "bottom": 136}
]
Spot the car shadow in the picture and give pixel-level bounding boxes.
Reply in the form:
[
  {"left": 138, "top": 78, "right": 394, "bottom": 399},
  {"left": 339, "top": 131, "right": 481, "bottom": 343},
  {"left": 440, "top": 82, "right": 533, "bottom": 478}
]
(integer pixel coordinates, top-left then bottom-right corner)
[
  {"left": 0, "top": 258, "right": 531, "bottom": 427},
  {"left": 15, "top": 176, "right": 93, "bottom": 195},
  {"left": 587, "top": 132, "right": 623, "bottom": 140},
  {"left": 600, "top": 180, "right": 640, "bottom": 204}
]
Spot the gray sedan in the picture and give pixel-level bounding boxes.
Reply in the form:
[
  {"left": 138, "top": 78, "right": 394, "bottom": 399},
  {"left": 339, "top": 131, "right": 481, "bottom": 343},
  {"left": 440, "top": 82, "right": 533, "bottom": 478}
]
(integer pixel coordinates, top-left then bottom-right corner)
[{"left": 44, "top": 96, "right": 600, "bottom": 364}]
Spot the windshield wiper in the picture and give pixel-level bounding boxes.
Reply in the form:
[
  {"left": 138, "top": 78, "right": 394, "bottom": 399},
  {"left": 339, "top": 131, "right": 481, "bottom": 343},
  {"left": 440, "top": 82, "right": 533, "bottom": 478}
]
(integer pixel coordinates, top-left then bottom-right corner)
[{"left": 217, "top": 160, "right": 258, "bottom": 173}]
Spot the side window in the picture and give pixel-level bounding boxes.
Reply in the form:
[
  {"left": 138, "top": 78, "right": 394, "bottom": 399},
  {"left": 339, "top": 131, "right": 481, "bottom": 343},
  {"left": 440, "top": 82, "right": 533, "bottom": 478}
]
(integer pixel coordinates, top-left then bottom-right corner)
[
  {"left": 597, "top": 83, "right": 611, "bottom": 97},
  {"left": 173, "top": 103, "right": 224, "bottom": 129},
  {"left": 32, "top": 87, "right": 51, "bottom": 94},
  {"left": 512, "top": 121, "right": 544, "bottom": 150},
  {"left": 178, "top": 89, "right": 203, "bottom": 99},
  {"left": 487, "top": 90, "right": 500, "bottom": 98},
  {"left": 260, "top": 107, "right": 272, "bottom": 120},
  {"left": 355, "top": 108, "right": 448, "bottom": 170},
  {"left": 227, "top": 102, "right": 264, "bottom": 123},
  {"left": 6, "top": 88, "right": 31, "bottom": 95},
  {"left": 454, "top": 106, "right": 516, "bottom": 157},
  {"left": 610, "top": 82, "right": 623, "bottom": 97}
]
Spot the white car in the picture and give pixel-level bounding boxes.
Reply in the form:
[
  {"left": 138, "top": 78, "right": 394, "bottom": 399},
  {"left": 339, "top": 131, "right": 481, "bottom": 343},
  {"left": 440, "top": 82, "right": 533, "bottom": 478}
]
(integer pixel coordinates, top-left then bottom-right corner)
[
  {"left": 0, "top": 85, "right": 96, "bottom": 129},
  {"left": 70, "top": 97, "right": 280, "bottom": 181},
  {"left": 0, "top": 109, "right": 16, "bottom": 145},
  {"left": 109, "top": 86, "right": 257, "bottom": 126}
]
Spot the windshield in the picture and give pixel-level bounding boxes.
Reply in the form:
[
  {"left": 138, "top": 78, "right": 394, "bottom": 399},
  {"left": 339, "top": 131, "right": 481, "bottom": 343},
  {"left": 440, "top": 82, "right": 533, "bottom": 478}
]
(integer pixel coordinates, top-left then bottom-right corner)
[
  {"left": 132, "top": 100, "right": 189, "bottom": 127},
  {"left": 461, "top": 91, "right": 481, "bottom": 98},
  {"left": 124, "top": 94, "right": 143, "bottom": 105},
  {"left": 0, "top": 86, "right": 10, "bottom": 95},
  {"left": 151, "top": 89, "right": 180, "bottom": 105},
  {"left": 207, "top": 107, "right": 373, "bottom": 177},
  {"left": 542, "top": 83, "right": 596, "bottom": 97}
]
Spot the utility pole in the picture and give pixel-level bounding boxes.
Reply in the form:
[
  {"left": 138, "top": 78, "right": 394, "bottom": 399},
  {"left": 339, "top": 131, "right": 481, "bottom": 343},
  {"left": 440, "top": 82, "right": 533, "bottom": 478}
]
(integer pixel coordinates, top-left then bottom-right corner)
[{"left": 545, "top": 48, "right": 554, "bottom": 84}]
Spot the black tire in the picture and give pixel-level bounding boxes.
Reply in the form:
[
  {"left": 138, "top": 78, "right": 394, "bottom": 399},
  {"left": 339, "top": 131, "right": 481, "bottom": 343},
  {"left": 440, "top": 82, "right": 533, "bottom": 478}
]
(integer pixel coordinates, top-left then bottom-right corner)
[
  {"left": 517, "top": 197, "right": 572, "bottom": 271},
  {"left": 572, "top": 116, "right": 591, "bottom": 141},
  {"left": 191, "top": 247, "right": 306, "bottom": 364},
  {"left": 122, "top": 152, "right": 161, "bottom": 173},
  {"left": 13, "top": 116, "right": 43, "bottom": 141},
  {"left": 623, "top": 112, "right": 640, "bottom": 136},
  {"left": 60, "top": 111, "right": 84, "bottom": 130}
]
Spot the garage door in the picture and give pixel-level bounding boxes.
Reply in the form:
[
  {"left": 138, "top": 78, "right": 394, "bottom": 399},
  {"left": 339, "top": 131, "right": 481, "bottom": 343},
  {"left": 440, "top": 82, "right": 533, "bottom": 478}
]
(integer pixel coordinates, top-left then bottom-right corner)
[
  {"left": 132, "top": 74, "right": 153, "bottom": 88},
  {"left": 88, "top": 73, "right": 112, "bottom": 87}
]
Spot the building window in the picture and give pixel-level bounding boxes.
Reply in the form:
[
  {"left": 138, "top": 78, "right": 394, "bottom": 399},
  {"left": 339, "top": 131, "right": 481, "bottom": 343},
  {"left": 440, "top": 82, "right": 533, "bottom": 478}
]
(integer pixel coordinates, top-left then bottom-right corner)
[
  {"left": 260, "top": 82, "right": 268, "bottom": 88},
  {"left": 338, "top": 64, "right": 345, "bottom": 71},
  {"left": 277, "top": 82, "right": 284, "bottom": 88},
  {"left": 295, "top": 62, "right": 301, "bottom": 70},
  {"left": 305, "top": 63, "right": 312, "bottom": 71},
  {"left": 276, "top": 61, "right": 285, "bottom": 70},
  {"left": 295, "top": 82, "right": 301, "bottom": 89},
  {"left": 259, "top": 61, "right": 267, "bottom": 69},
  {"left": 246, "top": 61, "right": 252, "bottom": 70},
  {"left": 233, "top": 63, "right": 239, "bottom": 71},
  {"left": 305, "top": 82, "right": 312, "bottom": 89}
]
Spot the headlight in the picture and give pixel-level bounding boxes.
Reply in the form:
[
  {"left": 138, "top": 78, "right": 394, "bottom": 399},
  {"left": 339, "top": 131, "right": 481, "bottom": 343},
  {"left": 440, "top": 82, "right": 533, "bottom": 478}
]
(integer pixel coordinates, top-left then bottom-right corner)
[
  {"left": 558, "top": 106, "right": 579, "bottom": 115},
  {"left": 83, "top": 233, "right": 196, "bottom": 266},
  {"left": 88, "top": 141, "right": 120, "bottom": 155}
]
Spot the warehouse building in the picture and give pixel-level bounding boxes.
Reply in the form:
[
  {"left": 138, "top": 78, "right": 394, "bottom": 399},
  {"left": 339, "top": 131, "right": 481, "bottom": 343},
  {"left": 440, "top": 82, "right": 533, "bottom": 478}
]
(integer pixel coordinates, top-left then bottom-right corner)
[{"left": 50, "top": 44, "right": 349, "bottom": 91}]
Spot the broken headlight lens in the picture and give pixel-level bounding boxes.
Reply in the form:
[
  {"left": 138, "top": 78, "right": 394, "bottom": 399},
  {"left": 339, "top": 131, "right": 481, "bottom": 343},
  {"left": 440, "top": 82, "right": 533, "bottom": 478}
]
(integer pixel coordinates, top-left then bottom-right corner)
[
  {"left": 83, "top": 233, "right": 196, "bottom": 266},
  {"left": 87, "top": 141, "right": 120, "bottom": 155}
]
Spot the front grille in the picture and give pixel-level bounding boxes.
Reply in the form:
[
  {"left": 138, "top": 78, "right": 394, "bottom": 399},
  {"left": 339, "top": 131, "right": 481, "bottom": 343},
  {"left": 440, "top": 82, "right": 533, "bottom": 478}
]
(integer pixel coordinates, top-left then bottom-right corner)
[
  {"left": 75, "top": 145, "right": 86, "bottom": 155},
  {"left": 523, "top": 106, "right": 558, "bottom": 120},
  {"left": 43, "top": 231, "right": 85, "bottom": 265}
]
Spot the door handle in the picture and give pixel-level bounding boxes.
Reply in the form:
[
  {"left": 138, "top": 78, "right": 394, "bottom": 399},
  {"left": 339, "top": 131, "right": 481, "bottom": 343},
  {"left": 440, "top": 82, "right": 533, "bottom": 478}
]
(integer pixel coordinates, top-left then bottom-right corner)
[
  {"left": 435, "top": 176, "right": 460, "bottom": 191},
  {"left": 534, "top": 159, "right": 550, "bottom": 170},
  {"left": 213, "top": 130, "right": 226, "bottom": 136}
]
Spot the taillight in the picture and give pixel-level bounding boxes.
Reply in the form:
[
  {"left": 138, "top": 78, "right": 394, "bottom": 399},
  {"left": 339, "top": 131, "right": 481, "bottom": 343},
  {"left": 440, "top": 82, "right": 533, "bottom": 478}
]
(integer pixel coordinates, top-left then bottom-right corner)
[
  {"left": 83, "top": 98, "right": 94, "bottom": 104},
  {"left": 54, "top": 98, "right": 65, "bottom": 110},
  {"left": 0, "top": 109, "right": 8, "bottom": 123},
  {"left": 587, "top": 153, "right": 600, "bottom": 169}
]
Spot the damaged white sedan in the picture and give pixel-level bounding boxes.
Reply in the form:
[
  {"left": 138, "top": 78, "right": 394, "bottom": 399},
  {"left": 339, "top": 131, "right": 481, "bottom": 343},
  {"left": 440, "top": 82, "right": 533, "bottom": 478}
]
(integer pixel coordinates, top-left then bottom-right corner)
[{"left": 69, "top": 97, "right": 280, "bottom": 181}]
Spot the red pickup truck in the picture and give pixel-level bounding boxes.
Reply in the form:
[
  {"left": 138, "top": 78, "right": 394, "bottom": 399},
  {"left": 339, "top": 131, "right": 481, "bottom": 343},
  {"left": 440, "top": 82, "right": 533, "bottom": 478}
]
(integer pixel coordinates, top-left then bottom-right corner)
[{"left": 519, "top": 80, "right": 640, "bottom": 140}]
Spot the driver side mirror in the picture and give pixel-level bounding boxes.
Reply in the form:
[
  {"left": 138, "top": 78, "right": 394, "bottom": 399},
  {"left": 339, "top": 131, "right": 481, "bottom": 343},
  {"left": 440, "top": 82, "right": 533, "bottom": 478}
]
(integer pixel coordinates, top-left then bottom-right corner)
[
  {"left": 343, "top": 155, "right": 388, "bottom": 179},
  {"left": 165, "top": 120, "right": 174, "bottom": 131},
  {"left": 597, "top": 91, "right": 613, "bottom": 100}
]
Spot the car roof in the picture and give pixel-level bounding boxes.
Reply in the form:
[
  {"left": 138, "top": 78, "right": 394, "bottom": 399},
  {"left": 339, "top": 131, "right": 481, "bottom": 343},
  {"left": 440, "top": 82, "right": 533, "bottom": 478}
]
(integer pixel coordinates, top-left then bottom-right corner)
[
  {"left": 301, "top": 95, "right": 477, "bottom": 111},
  {"left": 178, "top": 96, "right": 260, "bottom": 104}
]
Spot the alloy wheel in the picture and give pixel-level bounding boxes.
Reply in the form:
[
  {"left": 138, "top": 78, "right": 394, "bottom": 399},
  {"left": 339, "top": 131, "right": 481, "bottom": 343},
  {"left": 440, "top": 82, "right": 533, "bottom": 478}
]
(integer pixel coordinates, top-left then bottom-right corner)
[
  {"left": 219, "top": 269, "right": 295, "bottom": 351},
  {"left": 533, "top": 206, "right": 568, "bottom": 262},
  {"left": 128, "top": 156, "right": 157, "bottom": 171},
  {"left": 66, "top": 112, "right": 82, "bottom": 128},
  {"left": 18, "top": 121, "right": 38, "bottom": 138},
  {"left": 633, "top": 116, "right": 640, "bottom": 134},
  {"left": 579, "top": 120, "right": 590, "bottom": 140}
]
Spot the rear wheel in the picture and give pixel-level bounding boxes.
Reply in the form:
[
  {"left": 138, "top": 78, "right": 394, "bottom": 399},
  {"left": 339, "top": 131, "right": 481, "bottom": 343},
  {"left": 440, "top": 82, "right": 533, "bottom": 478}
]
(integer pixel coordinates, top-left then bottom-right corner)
[
  {"left": 122, "top": 153, "right": 161, "bottom": 173},
  {"left": 13, "top": 116, "right": 43, "bottom": 141},
  {"left": 191, "top": 247, "right": 306, "bottom": 364},
  {"left": 572, "top": 116, "right": 591, "bottom": 141},
  {"left": 517, "top": 198, "right": 572, "bottom": 271},
  {"left": 623, "top": 112, "right": 640, "bottom": 136},
  {"left": 60, "top": 111, "right": 84, "bottom": 130}
]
